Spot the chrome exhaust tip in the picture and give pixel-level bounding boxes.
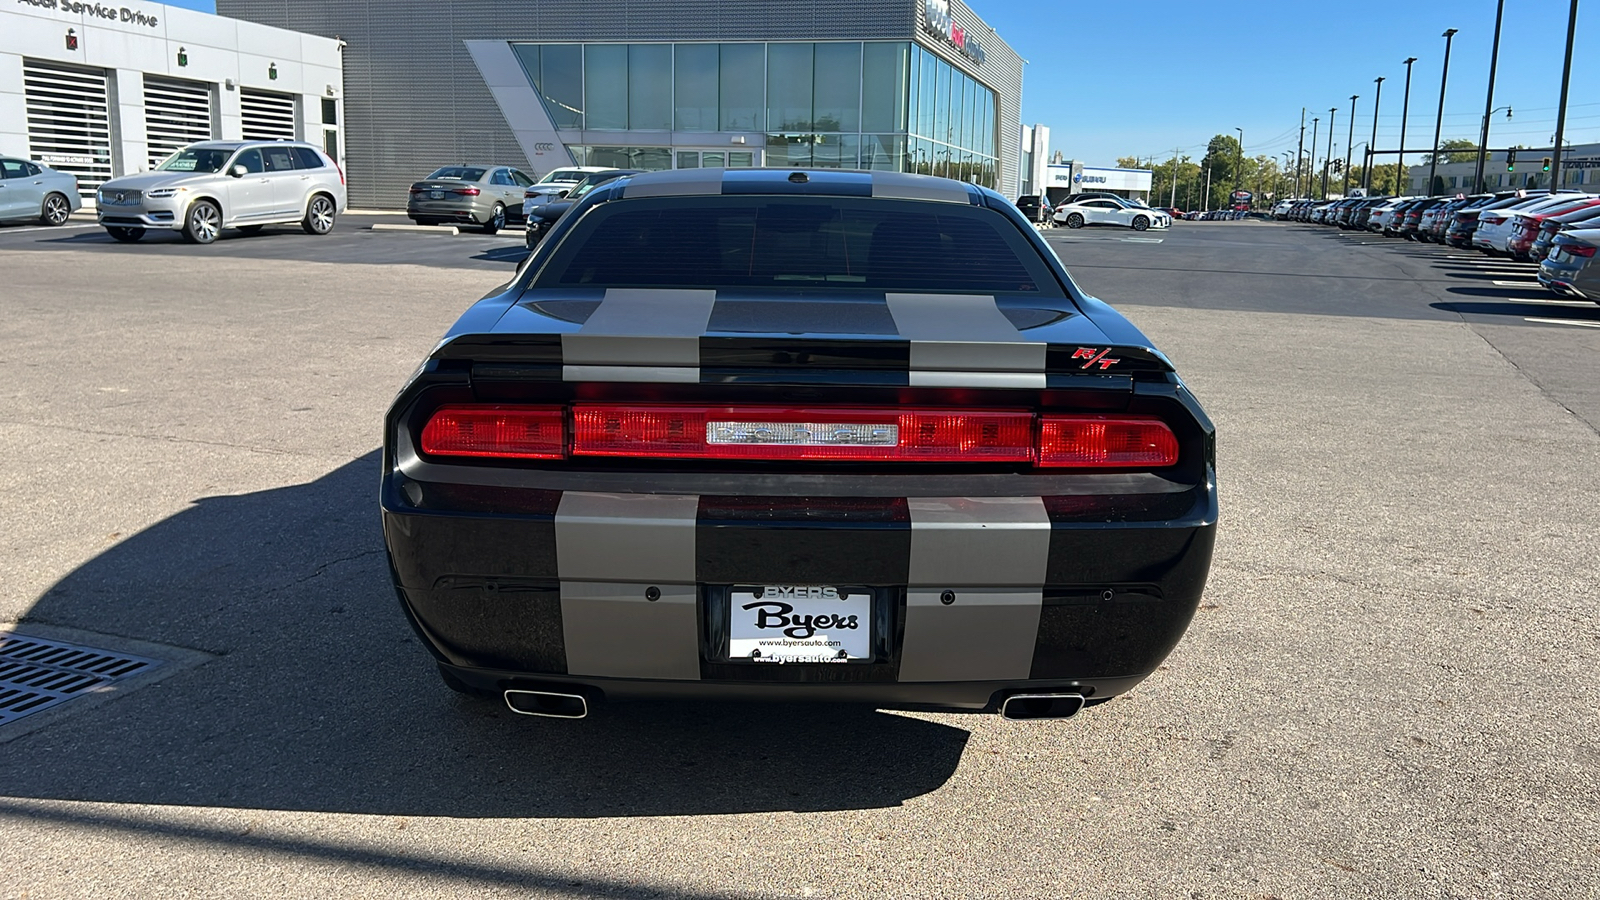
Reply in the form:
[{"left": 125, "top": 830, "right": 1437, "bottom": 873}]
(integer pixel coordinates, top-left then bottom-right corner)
[
  {"left": 1000, "top": 692, "right": 1086, "bottom": 721},
  {"left": 504, "top": 689, "right": 589, "bottom": 719}
]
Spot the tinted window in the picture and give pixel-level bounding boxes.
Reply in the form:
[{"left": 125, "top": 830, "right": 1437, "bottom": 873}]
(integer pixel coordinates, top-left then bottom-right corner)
[
  {"left": 234, "top": 150, "right": 264, "bottom": 174},
  {"left": 536, "top": 197, "right": 1057, "bottom": 295},
  {"left": 262, "top": 146, "right": 297, "bottom": 172},
  {"left": 0, "top": 159, "right": 24, "bottom": 178},
  {"left": 510, "top": 169, "right": 534, "bottom": 187},
  {"left": 428, "top": 167, "right": 486, "bottom": 181},
  {"left": 491, "top": 169, "right": 514, "bottom": 185},
  {"left": 291, "top": 146, "right": 325, "bottom": 169},
  {"left": 24, "top": 161, "right": 42, "bottom": 176},
  {"left": 158, "top": 148, "right": 232, "bottom": 173}
]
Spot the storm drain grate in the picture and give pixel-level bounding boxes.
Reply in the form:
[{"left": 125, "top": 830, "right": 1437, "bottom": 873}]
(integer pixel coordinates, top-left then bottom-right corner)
[{"left": 0, "top": 632, "right": 162, "bottom": 727}]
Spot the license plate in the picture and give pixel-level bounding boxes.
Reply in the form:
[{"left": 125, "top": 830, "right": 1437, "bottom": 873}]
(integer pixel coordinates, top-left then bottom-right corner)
[
  {"left": 729, "top": 585, "right": 871, "bottom": 663},
  {"left": 429, "top": 190, "right": 443, "bottom": 200}
]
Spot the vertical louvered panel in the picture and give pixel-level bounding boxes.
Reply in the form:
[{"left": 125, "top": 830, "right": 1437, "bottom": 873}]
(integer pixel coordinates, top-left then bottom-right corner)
[
  {"left": 241, "top": 89, "right": 300, "bottom": 141},
  {"left": 22, "top": 59, "right": 112, "bottom": 198},
  {"left": 144, "top": 77, "right": 215, "bottom": 169}
]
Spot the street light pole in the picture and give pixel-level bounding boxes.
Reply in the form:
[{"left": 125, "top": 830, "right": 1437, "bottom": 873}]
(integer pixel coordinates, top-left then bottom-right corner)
[
  {"left": 1549, "top": 0, "right": 1580, "bottom": 194},
  {"left": 1367, "top": 76, "right": 1384, "bottom": 192},
  {"left": 1474, "top": 0, "right": 1505, "bottom": 193},
  {"left": 1295, "top": 108, "right": 1306, "bottom": 197},
  {"left": 1345, "top": 95, "right": 1357, "bottom": 195},
  {"left": 1234, "top": 127, "right": 1244, "bottom": 204},
  {"left": 1310, "top": 116, "right": 1320, "bottom": 198},
  {"left": 1323, "top": 107, "right": 1336, "bottom": 199},
  {"left": 1399, "top": 57, "right": 1417, "bottom": 195},
  {"left": 1427, "top": 28, "right": 1458, "bottom": 197}
]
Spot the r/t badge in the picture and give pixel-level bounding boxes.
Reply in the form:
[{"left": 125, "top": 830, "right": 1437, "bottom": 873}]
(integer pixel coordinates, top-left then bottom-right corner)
[{"left": 1072, "top": 347, "right": 1122, "bottom": 370}]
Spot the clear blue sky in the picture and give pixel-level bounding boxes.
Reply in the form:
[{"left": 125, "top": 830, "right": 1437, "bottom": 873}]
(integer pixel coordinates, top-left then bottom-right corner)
[{"left": 165, "top": 0, "right": 1594, "bottom": 167}]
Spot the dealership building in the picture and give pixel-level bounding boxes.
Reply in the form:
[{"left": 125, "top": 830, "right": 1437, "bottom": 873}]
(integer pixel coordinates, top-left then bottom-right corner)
[
  {"left": 216, "top": 0, "right": 1025, "bottom": 209},
  {"left": 1, "top": 0, "right": 343, "bottom": 202},
  {"left": 1404, "top": 143, "right": 1600, "bottom": 195}
]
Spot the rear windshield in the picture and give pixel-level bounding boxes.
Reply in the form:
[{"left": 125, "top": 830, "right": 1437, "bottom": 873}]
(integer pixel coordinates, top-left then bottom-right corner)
[
  {"left": 427, "top": 167, "right": 485, "bottom": 181},
  {"left": 531, "top": 196, "right": 1060, "bottom": 295},
  {"left": 540, "top": 168, "right": 592, "bottom": 184}
]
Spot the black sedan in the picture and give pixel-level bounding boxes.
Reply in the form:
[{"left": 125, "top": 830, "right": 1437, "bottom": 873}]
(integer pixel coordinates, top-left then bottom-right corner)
[
  {"left": 382, "top": 168, "right": 1218, "bottom": 721},
  {"left": 524, "top": 169, "right": 641, "bottom": 249}
]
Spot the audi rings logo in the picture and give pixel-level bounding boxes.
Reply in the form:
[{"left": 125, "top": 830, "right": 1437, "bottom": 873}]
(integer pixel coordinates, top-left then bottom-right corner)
[{"left": 533, "top": 142, "right": 555, "bottom": 152}]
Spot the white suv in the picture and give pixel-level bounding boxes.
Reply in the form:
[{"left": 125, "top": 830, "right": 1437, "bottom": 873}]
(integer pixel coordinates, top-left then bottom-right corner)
[{"left": 96, "top": 140, "right": 347, "bottom": 244}]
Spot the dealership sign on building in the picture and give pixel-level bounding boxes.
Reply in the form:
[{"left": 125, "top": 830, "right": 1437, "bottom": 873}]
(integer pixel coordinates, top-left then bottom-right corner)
[
  {"left": 923, "top": 0, "right": 986, "bottom": 64},
  {"left": 1046, "top": 165, "right": 1152, "bottom": 193}
]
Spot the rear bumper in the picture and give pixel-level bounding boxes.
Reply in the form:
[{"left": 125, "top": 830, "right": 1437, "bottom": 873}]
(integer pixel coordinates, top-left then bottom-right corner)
[{"left": 381, "top": 466, "right": 1217, "bottom": 708}]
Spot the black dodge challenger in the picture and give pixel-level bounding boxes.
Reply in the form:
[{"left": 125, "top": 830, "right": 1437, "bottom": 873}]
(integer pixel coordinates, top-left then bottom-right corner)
[{"left": 382, "top": 168, "right": 1217, "bottom": 720}]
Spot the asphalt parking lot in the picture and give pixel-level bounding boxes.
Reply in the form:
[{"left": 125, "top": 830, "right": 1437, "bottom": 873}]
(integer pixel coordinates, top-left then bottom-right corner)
[{"left": 1, "top": 214, "right": 1597, "bottom": 898}]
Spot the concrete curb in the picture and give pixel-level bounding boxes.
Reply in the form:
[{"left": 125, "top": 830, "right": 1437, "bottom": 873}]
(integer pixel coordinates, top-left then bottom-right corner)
[{"left": 369, "top": 223, "right": 460, "bottom": 235}]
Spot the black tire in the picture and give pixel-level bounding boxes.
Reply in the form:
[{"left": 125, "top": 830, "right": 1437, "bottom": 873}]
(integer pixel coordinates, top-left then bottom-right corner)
[
  {"left": 237, "top": 224, "right": 265, "bottom": 234},
  {"left": 40, "top": 192, "right": 72, "bottom": 226},
  {"left": 1131, "top": 215, "right": 1150, "bottom": 232},
  {"left": 105, "top": 225, "right": 144, "bottom": 242},
  {"left": 481, "top": 203, "right": 505, "bottom": 235},
  {"left": 1065, "top": 213, "right": 1084, "bottom": 229},
  {"left": 182, "top": 200, "right": 221, "bottom": 244},
  {"left": 302, "top": 193, "right": 336, "bottom": 235},
  {"left": 437, "top": 664, "right": 494, "bottom": 700}
]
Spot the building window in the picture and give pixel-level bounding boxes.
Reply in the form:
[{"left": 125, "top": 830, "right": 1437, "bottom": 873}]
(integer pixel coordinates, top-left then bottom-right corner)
[
  {"left": 812, "top": 42, "right": 861, "bottom": 133},
  {"left": 674, "top": 44, "right": 719, "bottom": 131},
  {"left": 766, "top": 43, "right": 814, "bottom": 131},
  {"left": 584, "top": 45, "right": 627, "bottom": 129},
  {"left": 628, "top": 44, "right": 673, "bottom": 130},
  {"left": 862, "top": 43, "right": 908, "bottom": 133},
  {"left": 719, "top": 43, "right": 765, "bottom": 131}
]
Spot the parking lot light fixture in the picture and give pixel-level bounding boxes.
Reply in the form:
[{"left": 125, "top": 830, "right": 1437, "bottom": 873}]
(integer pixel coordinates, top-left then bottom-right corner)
[
  {"left": 1549, "top": 0, "right": 1579, "bottom": 194},
  {"left": 1234, "top": 127, "right": 1244, "bottom": 199},
  {"left": 1346, "top": 95, "right": 1358, "bottom": 196},
  {"left": 1399, "top": 57, "right": 1417, "bottom": 195},
  {"left": 1427, "top": 29, "right": 1458, "bottom": 197},
  {"left": 1367, "top": 77, "right": 1384, "bottom": 192},
  {"left": 1323, "top": 107, "right": 1336, "bottom": 199},
  {"left": 1475, "top": 0, "right": 1505, "bottom": 193},
  {"left": 1310, "top": 116, "right": 1320, "bottom": 198}
]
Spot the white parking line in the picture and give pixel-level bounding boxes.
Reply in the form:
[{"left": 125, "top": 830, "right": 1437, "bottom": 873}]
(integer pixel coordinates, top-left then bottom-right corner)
[
  {"left": 0, "top": 223, "right": 99, "bottom": 235},
  {"left": 1500, "top": 297, "right": 1596, "bottom": 307},
  {"left": 1524, "top": 317, "right": 1600, "bottom": 328},
  {"left": 1121, "top": 237, "right": 1165, "bottom": 244},
  {"left": 1492, "top": 280, "right": 1543, "bottom": 287}
]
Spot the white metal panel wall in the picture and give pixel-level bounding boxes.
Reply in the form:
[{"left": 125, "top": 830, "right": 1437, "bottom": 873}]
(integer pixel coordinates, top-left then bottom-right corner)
[
  {"left": 22, "top": 59, "right": 112, "bottom": 198},
  {"left": 144, "top": 77, "right": 214, "bottom": 169},
  {"left": 240, "top": 89, "right": 299, "bottom": 141}
]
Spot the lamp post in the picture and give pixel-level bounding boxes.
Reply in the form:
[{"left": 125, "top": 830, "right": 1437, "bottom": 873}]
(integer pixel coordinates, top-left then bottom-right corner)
[
  {"left": 1474, "top": 0, "right": 1505, "bottom": 192},
  {"left": 1366, "top": 77, "right": 1384, "bottom": 192},
  {"left": 1234, "top": 127, "right": 1244, "bottom": 203},
  {"left": 1426, "top": 28, "right": 1458, "bottom": 197},
  {"left": 1399, "top": 56, "right": 1417, "bottom": 195},
  {"left": 1549, "top": 0, "right": 1579, "bottom": 194},
  {"left": 1345, "top": 95, "right": 1358, "bottom": 195},
  {"left": 1295, "top": 108, "right": 1306, "bottom": 198},
  {"left": 1310, "top": 116, "right": 1320, "bottom": 198},
  {"left": 1323, "top": 107, "right": 1336, "bottom": 199}
]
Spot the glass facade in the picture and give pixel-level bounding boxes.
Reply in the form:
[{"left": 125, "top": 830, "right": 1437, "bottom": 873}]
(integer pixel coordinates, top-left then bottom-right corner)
[{"left": 510, "top": 41, "right": 998, "bottom": 187}]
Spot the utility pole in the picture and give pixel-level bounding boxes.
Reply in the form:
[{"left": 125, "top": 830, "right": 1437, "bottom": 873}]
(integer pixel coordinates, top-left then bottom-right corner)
[
  {"left": 1323, "top": 107, "right": 1336, "bottom": 199},
  {"left": 1474, "top": 0, "right": 1505, "bottom": 193},
  {"left": 1310, "top": 116, "right": 1320, "bottom": 198},
  {"left": 1399, "top": 56, "right": 1417, "bottom": 195},
  {"left": 1367, "top": 76, "right": 1384, "bottom": 192},
  {"left": 1427, "top": 29, "right": 1459, "bottom": 197},
  {"left": 1234, "top": 127, "right": 1245, "bottom": 203},
  {"left": 1203, "top": 165, "right": 1212, "bottom": 210},
  {"left": 1170, "top": 146, "right": 1181, "bottom": 209},
  {"left": 1549, "top": 0, "right": 1579, "bottom": 193},
  {"left": 1345, "top": 95, "right": 1358, "bottom": 196},
  {"left": 1295, "top": 108, "right": 1306, "bottom": 198}
]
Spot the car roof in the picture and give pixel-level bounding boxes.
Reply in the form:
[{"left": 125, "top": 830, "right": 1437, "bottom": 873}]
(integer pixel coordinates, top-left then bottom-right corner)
[{"left": 600, "top": 168, "right": 984, "bottom": 205}]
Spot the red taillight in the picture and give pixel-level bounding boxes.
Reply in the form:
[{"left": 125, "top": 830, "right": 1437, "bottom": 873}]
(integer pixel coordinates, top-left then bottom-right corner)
[
  {"left": 336, "top": 161, "right": 345, "bottom": 186},
  {"left": 1566, "top": 243, "right": 1598, "bottom": 259},
  {"left": 571, "top": 406, "right": 1035, "bottom": 462},
  {"left": 1038, "top": 416, "right": 1179, "bottom": 468},
  {"left": 421, "top": 406, "right": 566, "bottom": 459},
  {"left": 454, "top": 187, "right": 481, "bottom": 196}
]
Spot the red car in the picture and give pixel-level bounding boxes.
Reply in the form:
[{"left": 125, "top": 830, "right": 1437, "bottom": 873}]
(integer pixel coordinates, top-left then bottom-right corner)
[{"left": 1508, "top": 197, "right": 1600, "bottom": 261}]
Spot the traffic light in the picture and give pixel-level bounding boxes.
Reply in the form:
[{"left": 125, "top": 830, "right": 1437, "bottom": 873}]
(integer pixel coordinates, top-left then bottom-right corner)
[
  {"left": 1542, "top": 157, "right": 1552, "bottom": 173},
  {"left": 1506, "top": 149, "right": 1517, "bottom": 171}
]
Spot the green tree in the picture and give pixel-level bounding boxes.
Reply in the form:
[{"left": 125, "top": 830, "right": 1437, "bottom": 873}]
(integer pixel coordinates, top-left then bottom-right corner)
[
  {"left": 1423, "top": 138, "right": 1479, "bottom": 165},
  {"left": 1200, "top": 134, "right": 1243, "bottom": 209}
]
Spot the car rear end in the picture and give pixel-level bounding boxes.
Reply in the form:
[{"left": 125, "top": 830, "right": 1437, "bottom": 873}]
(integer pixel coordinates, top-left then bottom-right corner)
[
  {"left": 381, "top": 169, "right": 1217, "bottom": 719},
  {"left": 1509, "top": 199, "right": 1600, "bottom": 261},
  {"left": 408, "top": 168, "right": 493, "bottom": 226},
  {"left": 1538, "top": 229, "right": 1600, "bottom": 301},
  {"left": 1532, "top": 206, "right": 1600, "bottom": 263}
]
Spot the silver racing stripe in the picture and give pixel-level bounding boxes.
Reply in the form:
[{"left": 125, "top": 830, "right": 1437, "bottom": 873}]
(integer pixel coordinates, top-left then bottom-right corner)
[
  {"left": 561, "top": 288, "right": 717, "bottom": 371},
  {"left": 884, "top": 293, "right": 1047, "bottom": 381},
  {"left": 898, "top": 497, "right": 1050, "bottom": 683},
  {"left": 870, "top": 172, "right": 973, "bottom": 204},
  {"left": 555, "top": 492, "right": 701, "bottom": 681}
]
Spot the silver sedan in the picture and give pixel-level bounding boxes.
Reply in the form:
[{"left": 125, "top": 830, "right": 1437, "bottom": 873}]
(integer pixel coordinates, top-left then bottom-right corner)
[
  {"left": 407, "top": 165, "right": 534, "bottom": 233},
  {"left": 0, "top": 157, "right": 81, "bottom": 226}
]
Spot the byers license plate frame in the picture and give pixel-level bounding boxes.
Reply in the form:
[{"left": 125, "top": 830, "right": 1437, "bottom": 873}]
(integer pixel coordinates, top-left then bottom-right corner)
[{"left": 725, "top": 585, "right": 875, "bottom": 663}]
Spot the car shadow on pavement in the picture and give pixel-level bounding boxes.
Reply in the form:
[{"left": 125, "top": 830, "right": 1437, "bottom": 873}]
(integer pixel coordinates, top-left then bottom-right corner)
[
  {"left": 1432, "top": 299, "right": 1600, "bottom": 322},
  {"left": 2, "top": 453, "right": 969, "bottom": 819}
]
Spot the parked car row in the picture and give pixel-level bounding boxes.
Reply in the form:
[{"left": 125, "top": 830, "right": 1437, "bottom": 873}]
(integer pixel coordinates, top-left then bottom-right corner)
[{"left": 1284, "top": 191, "right": 1600, "bottom": 304}]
